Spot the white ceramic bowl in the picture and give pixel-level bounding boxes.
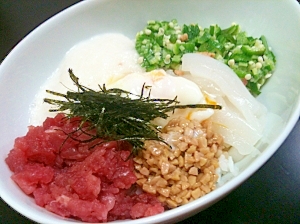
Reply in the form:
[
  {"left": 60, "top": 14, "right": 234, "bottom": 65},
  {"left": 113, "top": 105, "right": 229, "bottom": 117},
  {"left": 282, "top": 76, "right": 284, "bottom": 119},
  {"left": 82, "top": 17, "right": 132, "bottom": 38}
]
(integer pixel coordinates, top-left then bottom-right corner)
[{"left": 1, "top": 0, "right": 300, "bottom": 223}]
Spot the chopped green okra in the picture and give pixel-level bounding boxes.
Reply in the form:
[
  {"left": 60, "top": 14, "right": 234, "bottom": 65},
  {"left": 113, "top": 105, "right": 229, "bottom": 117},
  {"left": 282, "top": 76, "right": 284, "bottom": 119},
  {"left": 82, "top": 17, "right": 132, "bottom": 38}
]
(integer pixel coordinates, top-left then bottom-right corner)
[{"left": 135, "top": 20, "right": 276, "bottom": 96}]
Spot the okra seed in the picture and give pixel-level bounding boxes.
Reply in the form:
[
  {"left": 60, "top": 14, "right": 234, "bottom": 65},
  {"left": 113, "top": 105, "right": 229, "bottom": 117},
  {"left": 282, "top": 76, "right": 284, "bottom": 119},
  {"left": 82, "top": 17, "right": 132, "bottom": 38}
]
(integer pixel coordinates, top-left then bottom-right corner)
[
  {"left": 228, "top": 59, "right": 235, "bottom": 67},
  {"left": 145, "top": 29, "right": 152, "bottom": 35},
  {"left": 245, "top": 74, "right": 252, "bottom": 80},
  {"left": 265, "top": 73, "right": 272, "bottom": 79},
  {"left": 255, "top": 62, "right": 262, "bottom": 69}
]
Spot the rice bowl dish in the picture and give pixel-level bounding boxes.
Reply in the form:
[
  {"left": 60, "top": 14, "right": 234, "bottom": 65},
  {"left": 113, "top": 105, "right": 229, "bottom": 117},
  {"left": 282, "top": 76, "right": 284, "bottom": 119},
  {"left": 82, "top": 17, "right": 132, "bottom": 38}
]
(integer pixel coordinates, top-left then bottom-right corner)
[{"left": 0, "top": 0, "right": 299, "bottom": 222}]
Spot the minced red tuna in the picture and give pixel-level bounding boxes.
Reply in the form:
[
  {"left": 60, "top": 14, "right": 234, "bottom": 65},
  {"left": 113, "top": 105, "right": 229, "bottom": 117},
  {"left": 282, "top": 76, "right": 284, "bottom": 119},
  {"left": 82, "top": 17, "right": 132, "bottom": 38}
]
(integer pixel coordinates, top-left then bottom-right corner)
[{"left": 5, "top": 113, "right": 164, "bottom": 222}]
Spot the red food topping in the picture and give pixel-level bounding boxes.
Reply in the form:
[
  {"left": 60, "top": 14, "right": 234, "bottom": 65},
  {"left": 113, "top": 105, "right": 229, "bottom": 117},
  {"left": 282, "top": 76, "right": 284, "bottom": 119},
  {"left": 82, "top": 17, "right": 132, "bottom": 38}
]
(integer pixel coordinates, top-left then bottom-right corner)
[{"left": 5, "top": 113, "right": 164, "bottom": 222}]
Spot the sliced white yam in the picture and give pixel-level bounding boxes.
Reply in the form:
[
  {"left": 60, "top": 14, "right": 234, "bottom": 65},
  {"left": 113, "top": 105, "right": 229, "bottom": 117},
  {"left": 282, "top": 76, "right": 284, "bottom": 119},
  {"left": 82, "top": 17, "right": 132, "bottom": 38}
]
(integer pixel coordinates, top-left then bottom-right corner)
[
  {"left": 184, "top": 75, "right": 262, "bottom": 146},
  {"left": 183, "top": 76, "right": 262, "bottom": 155},
  {"left": 235, "top": 147, "right": 261, "bottom": 170},
  {"left": 212, "top": 96, "right": 262, "bottom": 145},
  {"left": 181, "top": 53, "right": 267, "bottom": 132},
  {"left": 212, "top": 120, "right": 258, "bottom": 156},
  {"left": 212, "top": 110, "right": 261, "bottom": 146},
  {"left": 228, "top": 146, "right": 245, "bottom": 162},
  {"left": 181, "top": 53, "right": 268, "bottom": 156}
]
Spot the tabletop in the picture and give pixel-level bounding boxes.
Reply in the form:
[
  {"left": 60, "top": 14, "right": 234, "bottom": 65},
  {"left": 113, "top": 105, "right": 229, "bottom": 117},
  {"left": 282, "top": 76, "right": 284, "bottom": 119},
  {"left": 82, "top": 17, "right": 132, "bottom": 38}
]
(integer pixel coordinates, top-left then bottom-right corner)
[{"left": 0, "top": 1, "right": 300, "bottom": 224}]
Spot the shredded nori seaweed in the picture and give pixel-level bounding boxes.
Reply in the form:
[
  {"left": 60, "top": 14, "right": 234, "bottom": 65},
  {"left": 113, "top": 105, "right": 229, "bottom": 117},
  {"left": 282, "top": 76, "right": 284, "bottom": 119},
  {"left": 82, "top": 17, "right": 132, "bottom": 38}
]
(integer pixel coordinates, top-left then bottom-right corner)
[{"left": 44, "top": 69, "right": 221, "bottom": 154}]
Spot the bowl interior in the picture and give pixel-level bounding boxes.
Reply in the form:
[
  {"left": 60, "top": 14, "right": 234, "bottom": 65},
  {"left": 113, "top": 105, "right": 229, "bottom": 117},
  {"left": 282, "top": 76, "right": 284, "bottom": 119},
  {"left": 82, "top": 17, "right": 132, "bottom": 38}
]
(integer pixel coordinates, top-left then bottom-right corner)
[{"left": 0, "top": 0, "right": 300, "bottom": 223}]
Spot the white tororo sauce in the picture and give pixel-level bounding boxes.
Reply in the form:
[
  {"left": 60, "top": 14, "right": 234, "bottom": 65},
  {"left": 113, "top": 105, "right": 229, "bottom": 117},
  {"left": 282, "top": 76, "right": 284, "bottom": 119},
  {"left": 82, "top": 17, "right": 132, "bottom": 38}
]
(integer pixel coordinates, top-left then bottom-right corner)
[{"left": 29, "top": 33, "right": 144, "bottom": 125}]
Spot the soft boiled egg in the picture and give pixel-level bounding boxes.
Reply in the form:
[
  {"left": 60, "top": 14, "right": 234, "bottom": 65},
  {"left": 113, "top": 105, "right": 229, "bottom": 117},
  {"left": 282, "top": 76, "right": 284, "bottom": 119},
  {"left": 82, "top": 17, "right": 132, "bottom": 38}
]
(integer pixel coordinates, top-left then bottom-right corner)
[
  {"left": 107, "top": 69, "right": 205, "bottom": 105},
  {"left": 107, "top": 69, "right": 215, "bottom": 126}
]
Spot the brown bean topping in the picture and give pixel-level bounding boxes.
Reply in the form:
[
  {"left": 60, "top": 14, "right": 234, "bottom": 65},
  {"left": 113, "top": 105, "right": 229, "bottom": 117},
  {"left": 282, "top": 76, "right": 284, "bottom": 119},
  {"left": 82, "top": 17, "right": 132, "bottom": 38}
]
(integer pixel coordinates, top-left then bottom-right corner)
[{"left": 134, "top": 117, "right": 226, "bottom": 208}]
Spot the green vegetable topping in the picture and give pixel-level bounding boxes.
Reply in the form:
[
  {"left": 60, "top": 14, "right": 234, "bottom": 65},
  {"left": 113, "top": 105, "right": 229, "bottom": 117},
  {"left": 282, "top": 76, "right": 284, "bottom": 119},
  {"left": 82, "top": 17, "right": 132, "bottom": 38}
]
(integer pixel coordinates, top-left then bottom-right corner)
[
  {"left": 44, "top": 69, "right": 222, "bottom": 155},
  {"left": 135, "top": 20, "right": 276, "bottom": 96}
]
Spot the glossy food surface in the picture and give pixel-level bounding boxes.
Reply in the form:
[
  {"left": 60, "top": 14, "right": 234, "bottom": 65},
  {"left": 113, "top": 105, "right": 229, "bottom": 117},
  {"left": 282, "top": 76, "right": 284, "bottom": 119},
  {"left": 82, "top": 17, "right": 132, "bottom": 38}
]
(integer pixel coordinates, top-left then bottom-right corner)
[{"left": 0, "top": 1, "right": 300, "bottom": 223}]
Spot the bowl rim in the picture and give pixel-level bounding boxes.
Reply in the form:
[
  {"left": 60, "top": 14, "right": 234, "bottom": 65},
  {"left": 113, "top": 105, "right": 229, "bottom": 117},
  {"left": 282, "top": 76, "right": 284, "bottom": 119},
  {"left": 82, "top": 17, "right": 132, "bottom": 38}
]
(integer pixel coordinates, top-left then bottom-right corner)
[{"left": 1, "top": 0, "right": 300, "bottom": 223}]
